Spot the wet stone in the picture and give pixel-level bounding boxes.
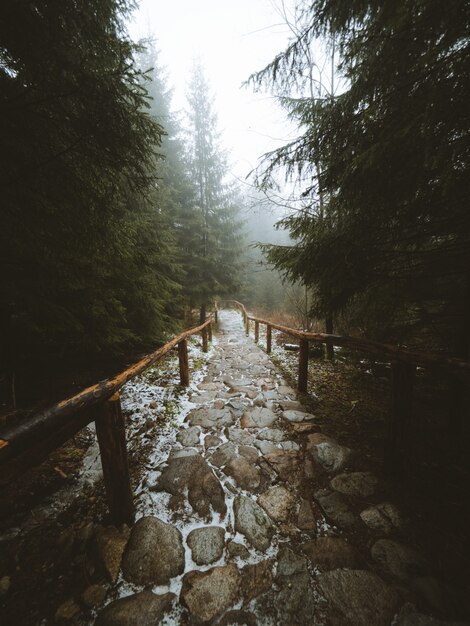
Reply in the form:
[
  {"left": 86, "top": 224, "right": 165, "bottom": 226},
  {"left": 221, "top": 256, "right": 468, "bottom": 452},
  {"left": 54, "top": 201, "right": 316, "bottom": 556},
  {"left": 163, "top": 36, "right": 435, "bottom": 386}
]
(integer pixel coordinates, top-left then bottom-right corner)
[
  {"left": 238, "top": 445, "right": 259, "bottom": 462},
  {"left": 210, "top": 442, "right": 238, "bottom": 467},
  {"left": 93, "top": 525, "right": 130, "bottom": 583},
  {"left": 296, "top": 498, "right": 317, "bottom": 531},
  {"left": 371, "top": 539, "right": 427, "bottom": 581},
  {"left": 276, "top": 547, "right": 308, "bottom": 578},
  {"left": 307, "top": 433, "right": 352, "bottom": 472},
  {"left": 315, "top": 490, "right": 356, "bottom": 527},
  {"left": 156, "top": 455, "right": 226, "bottom": 518},
  {"left": 187, "top": 526, "right": 225, "bottom": 566},
  {"left": 282, "top": 409, "right": 315, "bottom": 423},
  {"left": 302, "top": 536, "right": 360, "bottom": 570},
  {"left": 254, "top": 439, "right": 279, "bottom": 455},
  {"left": 318, "top": 569, "right": 400, "bottom": 626},
  {"left": 176, "top": 426, "right": 201, "bottom": 447},
  {"left": 205, "top": 434, "right": 222, "bottom": 449},
  {"left": 96, "top": 591, "right": 175, "bottom": 626},
  {"left": 122, "top": 517, "right": 184, "bottom": 586},
  {"left": 224, "top": 456, "right": 261, "bottom": 491},
  {"left": 181, "top": 564, "right": 241, "bottom": 624},
  {"left": 257, "top": 428, "right": 286, "bottom": 442},
  {"left": 187, "top": 406, "right": 235, "bottom": 428},
  {"left": 227, "top": 541, "right": 250, "bottom": 560},
  {"left": 233, "top": 495, "right": 274, "bottom": 551},
  {"left": 226, "top": 427, "right": 255, "bottom": 446},
  {"left": 360, "top": 502, "right": 404, "bottom": 534},
  {"left": 241, "top": 559, "right": 274, "bottom": 604},
  {"left": 241, "top": 406, "right": 278, "bottom": 428},
  {"left": 277, "top": 400, "right": 306, "bottom": 412},
  {"left": 257, "top": 486, "right": 295, "bottom": 522},
  {"left": 263, "top": 449, "right": 303, "bottom": 484},
  {"left": 331, "top": 471, "right": 379, "bottom": 498}
]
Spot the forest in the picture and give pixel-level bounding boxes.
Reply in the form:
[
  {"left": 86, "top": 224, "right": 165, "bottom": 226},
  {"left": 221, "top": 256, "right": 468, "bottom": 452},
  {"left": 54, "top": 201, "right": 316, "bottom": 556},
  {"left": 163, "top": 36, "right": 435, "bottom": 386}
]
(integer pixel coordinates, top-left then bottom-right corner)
[{"left": 0, "top": 1, "right": 469, "bottom": 625}]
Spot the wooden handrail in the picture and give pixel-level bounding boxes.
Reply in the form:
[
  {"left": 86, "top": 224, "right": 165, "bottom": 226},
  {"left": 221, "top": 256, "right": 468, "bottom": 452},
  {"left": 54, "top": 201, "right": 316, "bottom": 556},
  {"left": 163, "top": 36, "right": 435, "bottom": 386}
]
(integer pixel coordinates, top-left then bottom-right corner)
[{"left": 0, "top": 315, "right": 214, "bottom": 524}]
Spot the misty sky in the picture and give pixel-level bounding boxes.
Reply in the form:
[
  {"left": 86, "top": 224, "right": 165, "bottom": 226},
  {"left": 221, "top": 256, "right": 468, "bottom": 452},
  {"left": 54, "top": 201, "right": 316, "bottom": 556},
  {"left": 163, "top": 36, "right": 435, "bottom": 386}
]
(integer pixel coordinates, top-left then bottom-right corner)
[{"left": 128, "top": 0, "right": 297, "bottom": 181}]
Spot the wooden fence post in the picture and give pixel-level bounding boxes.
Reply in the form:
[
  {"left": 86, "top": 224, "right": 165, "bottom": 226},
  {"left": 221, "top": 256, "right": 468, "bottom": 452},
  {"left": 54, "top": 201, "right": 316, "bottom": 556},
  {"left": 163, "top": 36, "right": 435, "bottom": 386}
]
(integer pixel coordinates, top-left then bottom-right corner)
[
  {"left": 266, "top": 325, "right": 272, "bottom": 354},
  {"left": 298, "top": 339, "right": 309, "bottom": 393},
  {"left": 254, "top": 320, "right": 259, "bottom": 343},
  {"left": 178, "top": 339, "right": 190, "bottom": 386},
  {"left": 214, "top": 309, "right": 218, "bottom": 324},
  {"left": 385, "top": 361, "right": 415, "bottom": 476},
  {"left": 202, "top": 327, "right": 209, "bottom": 352},
  {"left": 245, "top": 317, "right": 250, "bottom": 336},
  {"left": 94, "top": 393, "right": 134, "bottom": 526},
  {"left": 208, "top": 321, "right": 213, "bottom": 343}
]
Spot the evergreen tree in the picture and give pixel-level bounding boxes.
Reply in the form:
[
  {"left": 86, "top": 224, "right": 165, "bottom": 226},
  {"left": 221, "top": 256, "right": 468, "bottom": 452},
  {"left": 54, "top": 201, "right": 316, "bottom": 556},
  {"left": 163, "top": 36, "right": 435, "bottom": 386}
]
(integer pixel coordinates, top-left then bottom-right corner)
[
  {"left": 183, "top": 63, "right": 244, "bottom": 320},
  {"left": 249, "top": 0, "right": 470, "bottom": 354}
]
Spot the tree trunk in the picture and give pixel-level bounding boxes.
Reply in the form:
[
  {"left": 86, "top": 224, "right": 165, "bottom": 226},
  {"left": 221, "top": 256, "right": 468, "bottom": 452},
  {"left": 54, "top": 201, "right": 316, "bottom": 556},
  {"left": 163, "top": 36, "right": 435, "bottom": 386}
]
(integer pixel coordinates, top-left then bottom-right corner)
[
  {"left": 199, "top": 303, "right": 206, "bottom": 325},
  {"left": 325, "top": 315, "right": 334, "bottom": 360}
]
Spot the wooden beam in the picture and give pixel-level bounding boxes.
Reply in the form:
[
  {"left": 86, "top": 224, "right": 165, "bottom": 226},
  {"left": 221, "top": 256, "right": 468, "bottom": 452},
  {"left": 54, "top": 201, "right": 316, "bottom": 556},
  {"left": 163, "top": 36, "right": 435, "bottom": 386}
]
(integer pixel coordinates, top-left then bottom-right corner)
[
  {"left": 202, "top": 327, "right": 209, "bottom": 353},
  {"left": 178, "top": 339, "right": 190, "bottom": 386},
  {"left": 245, "top": 317, "right": 250, "bottom": 336},
  {"left": 298, "top": 339, "right": 309, "bottom": 393},
  {"left": 95, "top": 394, "right": 134, "bottom": 526},
  {"left": 208, "top": 322, "right": 213, "bottom": 343},
  {"left": 266, "top": 324, "right": 272, "bottom": 354},
  {"left": 254, "top": 320, "right": 259, "bottom": 343}
]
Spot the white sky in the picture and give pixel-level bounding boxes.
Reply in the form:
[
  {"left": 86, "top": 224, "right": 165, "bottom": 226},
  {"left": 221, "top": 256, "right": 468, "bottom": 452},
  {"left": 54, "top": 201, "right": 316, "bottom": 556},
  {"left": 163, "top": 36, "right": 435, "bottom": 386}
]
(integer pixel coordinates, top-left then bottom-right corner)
[{"left": 127, "top": 0, "right": 297, "bottom": 182}]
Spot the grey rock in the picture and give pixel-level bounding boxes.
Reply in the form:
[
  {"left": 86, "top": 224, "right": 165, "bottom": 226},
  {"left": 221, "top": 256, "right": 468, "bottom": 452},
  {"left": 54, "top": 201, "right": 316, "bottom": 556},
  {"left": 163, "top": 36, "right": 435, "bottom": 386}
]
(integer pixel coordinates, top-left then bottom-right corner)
[
  {"left": 122, "top": 517, "right": 184, "bottom": 585},
  {"left": 307, "top": 433, "right": 352, "bottom": 472},
  {"left": 181, "top": 564, "right": 241, "bottom": 623},
  {"left": 360, "top": 502, "right": 404, "bottom": 534},
  {"left": 276, "top": 547, "right": 308, "bottom": 578},
  {"left": 233, "top": 495, "right": 274, "bottom": 551},
  {"left": 93, "top": 525, "right": 130, "bottom": 583},
  {"left": 296, "top": 498, "right": 317, "bottom": 531},
  {"left": 226, "top": 427, "right": 255, "bottom": 445},
  {"left": 238, "top": 445, "right": 259, "bottom": 462},
  {"left": 263, "top": 449, "right": 302, "bottom": 484},
  {"left": 187, "top": 406, "right": 235, "bottom": 428},
  {"left": 257, "top": 486, "right": 295, "bottom": 522},
  {"left": 227, "top": 541, "right": 250, "bottom": 560},
  {"left": 302, "top": 536, "right": 360, "bottom": 570},
  {"left": 318, "top": 569, "right": 400, "bottom": 626},
  {"left": 168, "top": 446, "right": 199, "bottom": 459},
  {"left": 277, "top": 400, "right": 306, "bottom": 411},
  {"left": 279, "top": 440, "right": 300, "bottom": 451},
  {"left": 241, "top": 559, "right": 274, "bottom": 603},
  {"left": 241, "top": 407, "right": 277, "bottom": 428},
  {"left": 316, "top": 490, "right": 356, "bottom": 527},
  {"left": 156, "top": 454, "right": 226, "bottom": 517},
  {"left": 205, "top": 434, "right": 222, "bottom": 449},
  {"left": 96, "top": 591, "right": 175, "bottom": 626},
  {"left": 282, "top": 409, "right": 315, "bottom": 423},
  {"left": 254, "top": 439, "right": 279, "bottom": 455},
  {"left": 210, "top": 442, "right": 238, "bottom": 467},
  {"left": 176, "top": 426, "right": 201, "bottom": 447},
  {"left": 257, "top": 428, "right": 286, "bottom": 442},
  {"left": 224, "top": 456, "right": 261, "bottom": 491},
  {"left": 371, "top": 539, "right": 426, "bottom": 581},
  {"left": 331, "top": 471, "right": 379, "bottom": 498},
  {"left": 187, "top": 526, "right": 225, "bottom": 566}
]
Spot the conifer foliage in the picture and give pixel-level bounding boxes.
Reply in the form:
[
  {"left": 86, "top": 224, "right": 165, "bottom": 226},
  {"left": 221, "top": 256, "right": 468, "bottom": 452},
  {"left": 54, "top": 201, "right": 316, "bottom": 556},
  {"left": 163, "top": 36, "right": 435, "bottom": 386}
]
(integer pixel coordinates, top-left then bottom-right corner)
[{"left": 250, "top": 0, "right": 470, "bottom": 353}]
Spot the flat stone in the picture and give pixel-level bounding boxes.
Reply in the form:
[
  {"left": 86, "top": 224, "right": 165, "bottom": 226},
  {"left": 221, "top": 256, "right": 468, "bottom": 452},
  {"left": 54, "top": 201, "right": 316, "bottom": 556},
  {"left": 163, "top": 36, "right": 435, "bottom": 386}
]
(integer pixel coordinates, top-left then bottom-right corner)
[
  {"left": 81, "top": 584, "right": 107, "bottom": 609},
  {"left": 257, "top": 428, "right": 286, "bottom": 442},
  {"left": 187, "top": 526, "right": 225, "bottom": 565},
  {"left": 199, "top": 382, "right": 224, "bottom": 391},
  {"left": 122, "top": 517, "right": 184, "bottom": 585},
  {"left": 93, "top": 525, "right": 130, "bottom": 583},
  {"left": 233, "top": 495, "right": 274, "bottom": 551},
  {"left": 331, "top": 471, "right": 379, "bottom": 497},
  {"left": 187, "top": 406, "right": 235, "bottom": 428},
  {"left": 55, "top": 599, "right": 80, "bottom": 622},
  {"left": 360, "top": 502, "right": 404, "bottom": 534},
  {"left": 218, "top": 610, "right": 257, "bottom": 626},
  {"left": 238, "top": 445, "right": 259, "bottom": 462},
  {"left": 316, "top": 490, "right": 356, "bottom": 527},
  {"left": 290, "top": 422, "right": 316, "bottom": 434},
  {"left": 264, "top": 449, "right": 302, "bottom": 484},
  {"left": 227, "top": 541, "right": 250, "bottom": 560},
  {"left": 176, "top": 426, "right": 201, "bottom": 447},
  {"left": 241, "top": 407, "right": 277, "bottom": 428},
  {"left": 241, "top": 559, "right": 274, "bottom": 603},
  {"left": 302, "top": 537, "right": 360, "bottom": 570},
  {"left": 205, "top": 434, "right": 222, "bottom": 449},
  {"left": 277, "top": 400, "right": 306, "bottom": 411},
  {"left": 226, "top": 427, "right": 255, "bottom": 445},
  {"left": 276, "top": 547, "right": 308, "bottom": 578},
  {"left": 371, "top": 539, "right": 426, "bottom": 581},
  {"left": 96, "top": 591, "right": 175, "bottom": 626},
  {"left": 257, "top": 486, "right": 295, "bottom": 522},
  {"left": 225, "top": 456, "right": 261, "bottom": 490},
  {"left": 279, "top": 440, "right": 300, "bottom": 450},
  {"left": 307, "top": 433, "right": 352, "bottom": 472},
  {"left": 210, "top": 442, "right": 238, "bottom": 467},
  {"left": 254, "top": 440, "right": 279, "bottom": 455},
  {"left": 278, "top": 385, "right": 296, "bottom": 396},
  {"left": 181, "top": 564, "right": 241, "bottom": 623},
  {"left": 282, "top": 409, "right": 315, "bottom": 423},
  {"left": 296, "top": 498, "right": 317, "bottom": 531},
  {"left": 318, "top": 569, "right": 400, "bottom": 626},
  {"left": 168, "top": 446, "right": 199, "bottom": 459},
  {"left": 156, "top": 454, "right": 226, "bottom": 518}
]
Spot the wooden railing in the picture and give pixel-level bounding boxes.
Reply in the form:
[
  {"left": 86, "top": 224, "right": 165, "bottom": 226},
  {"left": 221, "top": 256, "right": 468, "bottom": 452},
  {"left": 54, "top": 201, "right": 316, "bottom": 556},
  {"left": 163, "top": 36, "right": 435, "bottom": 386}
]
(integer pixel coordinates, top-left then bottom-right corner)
[
  {"left": 0, "top": 316, "right": 214, "bottom": 525},
  {"left": 223, "top": 300, "right": 469, "bottom": 473}
]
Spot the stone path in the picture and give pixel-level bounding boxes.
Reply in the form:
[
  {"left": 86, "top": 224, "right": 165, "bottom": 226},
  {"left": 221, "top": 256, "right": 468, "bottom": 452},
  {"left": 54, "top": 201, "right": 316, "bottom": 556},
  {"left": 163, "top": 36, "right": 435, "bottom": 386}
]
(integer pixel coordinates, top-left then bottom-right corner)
[{"left": 94, "top": 311, "right": 467, "bottom": 626}]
